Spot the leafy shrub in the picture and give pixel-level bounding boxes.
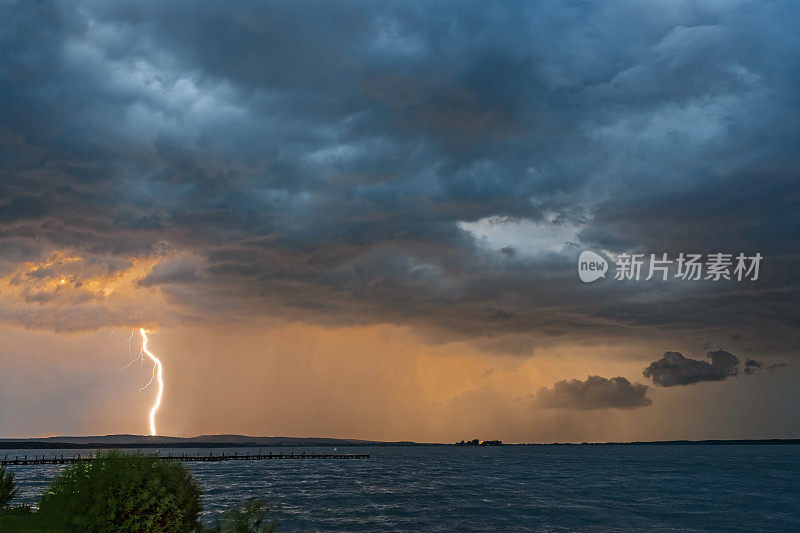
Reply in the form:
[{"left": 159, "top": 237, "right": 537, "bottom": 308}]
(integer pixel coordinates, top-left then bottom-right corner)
[
  {"left": 203, "top": 501, "right": 280, "bottom": 533},
  {"left": 0, "top": 465, "right": 19, "bottom": 508},
  {"left": 38, "top": 451, "right": 202, "bottom": 532},
  {"left": 0, "top": 504, "right": 62, "bottom": 533}
]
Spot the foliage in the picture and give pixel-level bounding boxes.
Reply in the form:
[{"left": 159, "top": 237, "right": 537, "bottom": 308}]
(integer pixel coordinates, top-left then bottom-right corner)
[
  {"left": 0, "top": 505, "right": 62, "bottom": 533},
  {"left": 0, "top": 453, "right": 282, "bottom": 533},
  {"left": 38, "top": 451, "right": 202, "bottom": 532},
  {"left": 202, "top": 501, "right": 280, "bottom": 533},
  {"left": 0, "top": 465, "right": 19, "bottom": 508}
]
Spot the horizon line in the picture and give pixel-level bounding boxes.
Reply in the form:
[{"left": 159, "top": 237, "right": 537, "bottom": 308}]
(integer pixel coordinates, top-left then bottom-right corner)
[{"left": 1, "top": 434, "right": 799, "bottom": 447}]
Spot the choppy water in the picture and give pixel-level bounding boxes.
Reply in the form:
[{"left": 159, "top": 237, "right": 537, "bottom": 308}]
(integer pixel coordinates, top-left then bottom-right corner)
[{"left": 4, "top": 445, "right": 799, "bottom": 531}]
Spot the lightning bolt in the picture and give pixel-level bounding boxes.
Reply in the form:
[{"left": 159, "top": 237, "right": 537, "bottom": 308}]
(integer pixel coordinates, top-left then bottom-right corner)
[
  {"left": 119, "top": 330, "right": 144, "bottom": 371},
  {"left": 139, "top": 328, "right": 164, "bottom": 437}
]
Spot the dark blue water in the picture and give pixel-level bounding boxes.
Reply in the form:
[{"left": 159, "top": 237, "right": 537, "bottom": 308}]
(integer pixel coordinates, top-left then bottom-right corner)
[{"left": 5, "top": 445, "right": 799, "bottom": 531}]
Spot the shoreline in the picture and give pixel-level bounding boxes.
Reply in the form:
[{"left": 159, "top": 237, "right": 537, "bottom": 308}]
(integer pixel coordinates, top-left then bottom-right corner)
[{"left": 2, "top": 437, "right": 799, "bottom": 450}]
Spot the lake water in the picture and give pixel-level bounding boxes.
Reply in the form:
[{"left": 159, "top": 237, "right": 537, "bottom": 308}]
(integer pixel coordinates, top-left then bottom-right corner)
[{"left": 4, "top": 445, "right": 799, "bottom": 531}]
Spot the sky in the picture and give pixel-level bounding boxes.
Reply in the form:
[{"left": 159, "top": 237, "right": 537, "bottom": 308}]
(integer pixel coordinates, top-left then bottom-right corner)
[{"left": 0, "top": 0, "right": 798, "bottom": 442}]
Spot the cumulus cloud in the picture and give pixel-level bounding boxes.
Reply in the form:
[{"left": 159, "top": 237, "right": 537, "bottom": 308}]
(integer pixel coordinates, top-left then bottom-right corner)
[
  {"left": 641, "top": 350, "right": 786, "bottom": 386},
  {"left": 643, "top": 350, "right": 742, "bottom": 386},
  {"left": 534, "top": 375, "right": 651, "bottom": 410}
]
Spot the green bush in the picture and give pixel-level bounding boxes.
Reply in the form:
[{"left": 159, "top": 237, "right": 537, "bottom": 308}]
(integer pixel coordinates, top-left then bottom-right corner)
[
  {"left": 0, "top": 505, "right": 62, "bottom": 533},
  {"left": 0, "top": 465, "right": 19, "bottom": 508},
  {"left": 203, "top": 501, "right": 280, "bottom": 533},
  {"left": 38, "top": 451, "right": 202, "bottom": 532}
]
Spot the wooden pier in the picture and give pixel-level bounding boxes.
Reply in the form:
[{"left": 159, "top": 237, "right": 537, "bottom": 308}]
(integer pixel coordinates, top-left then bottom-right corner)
[{"left": 0, "top": 451, "right": 369, "bottom": 466}]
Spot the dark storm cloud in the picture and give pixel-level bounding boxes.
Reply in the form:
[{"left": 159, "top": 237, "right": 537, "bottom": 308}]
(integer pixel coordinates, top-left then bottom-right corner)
[
  {"left": 642, "top": 350, "right": 752, "bottom": 386},
  {"left": 1, "top": 0, "right": 799, "bottom": 349},
  {"left": 534, "top": 376, "right": 651, "bottom": 410},
  {"left": 138, "top": 254, "right": 203, "bottom": 286},
  {"left": 743, "top": 359, "right": 786, "bottom": 375},
  {"left": 744, "top": 359, "right": 762, "bottom": 375}
]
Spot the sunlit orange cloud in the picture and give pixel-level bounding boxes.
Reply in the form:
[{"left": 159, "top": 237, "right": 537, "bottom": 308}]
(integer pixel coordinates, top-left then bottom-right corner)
[
  {"left": 0, "top": 249, "right": 174, "bottom": 331},
  {"left": 13, "top": 250, "right": 154, "bottom": 296}
]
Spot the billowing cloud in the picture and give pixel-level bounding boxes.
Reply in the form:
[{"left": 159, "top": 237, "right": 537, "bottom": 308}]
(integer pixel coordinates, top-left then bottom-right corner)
[
  {"left": 534, "top": 375, "right": 651, "bottom": 410},
  {"left": 643, "top": 350, "right": 742, "bottom": 387},
  {"left": 0, "top": 0, "right": 797, "bottom": 358}
]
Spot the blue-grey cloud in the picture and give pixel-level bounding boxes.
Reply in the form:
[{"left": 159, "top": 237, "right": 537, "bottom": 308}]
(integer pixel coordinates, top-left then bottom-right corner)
[
  {"left": 534, "top": 375, "right": 651, "bottom": 410},
  {"left": 643, "top": 350, "right": 741, "bottom": 386},
  {"left": 0, "top": 0, "right": 798, "bottom": 353}
]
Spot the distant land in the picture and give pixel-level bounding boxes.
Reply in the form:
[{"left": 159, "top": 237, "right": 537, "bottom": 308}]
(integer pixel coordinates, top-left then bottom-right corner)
[
  {"left": 0, "top": 435, "right": 798, "bottom": 449},
  {"left": 0, "top": 434, "right": 420, "bottom": 449}
]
